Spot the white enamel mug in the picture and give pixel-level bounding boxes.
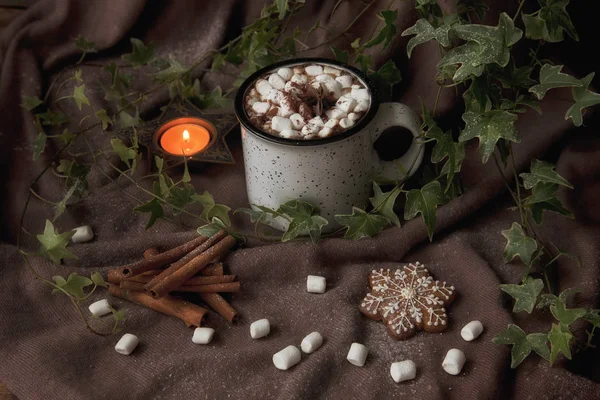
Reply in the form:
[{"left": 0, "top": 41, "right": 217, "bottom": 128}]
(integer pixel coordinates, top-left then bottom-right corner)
[{"left": 235, "top": 58, "right": 423, "bottom": 231}]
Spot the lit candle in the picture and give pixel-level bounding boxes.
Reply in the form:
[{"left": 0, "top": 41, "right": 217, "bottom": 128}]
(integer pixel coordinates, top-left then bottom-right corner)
[{"left": 158, "top": 121, "right": 212, "bottom": 156}]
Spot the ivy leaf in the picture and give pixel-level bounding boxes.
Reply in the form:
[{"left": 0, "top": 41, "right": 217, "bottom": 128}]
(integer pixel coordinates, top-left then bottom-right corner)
[
  {"left": 522, "top": 0, "right": 578, "bottom": 43},
  {"left": 193, "top": 191, "right": 232, "bottom": 226},
  {"left": 369, "top": 182, "right": 401, "bottom": 227},
  {"left": 38, "top": 110, "right": 69, "bottom": 127},
  {"left": 91, "top": 271, "right": 108, "bottom": 288},
  {"left": 500, "top": 278, "right": 544, "bottom": 313},
  {"left": 72, "top": 85, "right": 90, "bottom": 110},
  {"left": 152, "top": 57, "right": 189, "bottom": 84},
  {"left": 401, "top": 18, "right": 452, "bottom": 58},
  {"left": 537, "top": 293, "right": 559, "bottom": 309},
  {"left": 194, "top": 86, "right": 232, "bottom": 109},
  {"left": 36, "top": 220, "right": 77, "bottom": 264},
  {"left": 32, "top": 131, "right": 47, "bottom": 161},
  {"left": 75, "top": 35, "right": 96, "bottom": 52},
  {"left": 427, "top": 127, "right": 465, "bottom": 184},
  {"left": 236, "top": 205, "right": 279, "bottom": 224},
  {"left": 134, "top": 198, "right": 164, "bottom": 229},
  {"left": 493, "top": 324, "right": 550, "bottom": 368},
  {"left": 529, "top": 64, "right": 582, "bottom": 100},
  {"left": 122, "top": 38, "right": 156, "bottom": 67},
  {"left": 57, "top": 159, "right": 89, "bottom": 196},
  {"left": 495, "top": 64, "right": 536, "bottom": 90},
  {"left": 110, "top": 138, "right": 137, "bottom": 170},
  {"left": 276, "top": 0, "right": 288, "bottom": 20},
  {"left": 53, "top": 183, "right": 77, "bottom": 221},
  {"left": 118, "top": 110, "right": 141, "bottom": 128},
  {"left": 565, "top": 72, "right": 600, "bottom": 127},
  {"left": 584, "top": 309, "right": 600, "bottom": 328},
  {"left": 548, "top": 323, "right": 573, "bottom": 363},
  {"left": 369, "top": 60, "right": 402, "bottom": 91},
  {"left": 459, "top": 110, "right": 519, "bottom": 163},
  {"left": 520, "top": 159, "right": 573, "bottom": 190},
  {"left": 524, "top": 182, "right": 573, "bottom": 224},
  {"left": 404, "top": 180, "right": 444, "bottom": 241},
  {"left": 21, "top": 95, "right": 43, "bottom": 111},
  {"left": 355, "top": 53, "right": 373, "bottom": 74},
  {"left": 438, "top": 13, "right": 522, "bottom": 82},
  {"left": 330, "top": 46, "right": 349, "bottom": 64},
  {"left": 335, "top": 207, "right": 389, "bottom": 240},
  {"left": 550, "top": 297, "right": 586, "bottom": 327},
  {"left": 59, "top": 273, "right": 93, "bottom": 300},
  {"left": 363, "top": 10, "right": 398, "bottom": 50},
  {"left": 57, "top": 129, "right": 76, "bottom": 145},
  {"left": 95, "top": 109, "right": 113, "bottom": 130},
  {"left": 501, "top": 222, "right": 537, "bottom": 265},
  {"left": 278, "top": 200, "right": 328, "bottom": 242},
  {"left": 51, "top": 275, "right": 67, "bottom": 294},
  {"left": 167, "top": 184, "right": 196, "bottom": 215}
]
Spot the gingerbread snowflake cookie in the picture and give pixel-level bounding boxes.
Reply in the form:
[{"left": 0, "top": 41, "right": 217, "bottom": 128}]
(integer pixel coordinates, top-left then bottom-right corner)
[{"left": 360, "top": 262, "right": 456, "bottom": 340}]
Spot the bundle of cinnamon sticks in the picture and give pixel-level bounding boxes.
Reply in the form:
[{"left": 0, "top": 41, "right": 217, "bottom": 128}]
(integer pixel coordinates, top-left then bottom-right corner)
[{"left": 106, "top": 230, "right": 239, "bottom": 327}]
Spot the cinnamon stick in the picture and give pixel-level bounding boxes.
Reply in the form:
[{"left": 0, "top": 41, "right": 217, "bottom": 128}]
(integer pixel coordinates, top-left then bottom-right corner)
[
  {"left": 175, "top": 282, "right": 241, "bottom": 293},
  {"left": 149, "top": 235, "right": 237, "bottom": 299},
  {"left": 108, "top": 284, "right": 207, "bottom": 327},
  {"left": 118, "top": 235, "right": 208, "bottom": 277},
  {"left": 201, "top": 263, "right": 224, "bottom": 276},
  {"left": 143, "top": 247, "right": 160, "bottom": 259},
  {"left": 110, "top": 272, "right": 237, "bottom": 286},
  {"left": 199, "top": 293, "right": 238, "bottom": 323},
  {"left": 144, "top": 230, "right": 228, "bottom": 291},
  {"left": 119, "top": 281, "right": 146, "bottom": 291},
  {"left": 107, "top": 269, "right": 163, "bottom": 284}
]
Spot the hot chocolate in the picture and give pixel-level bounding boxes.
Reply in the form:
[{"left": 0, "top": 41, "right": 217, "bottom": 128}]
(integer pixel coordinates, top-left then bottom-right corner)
[{"left": 243, "top": 62, "right": 372, "bottom": 140}]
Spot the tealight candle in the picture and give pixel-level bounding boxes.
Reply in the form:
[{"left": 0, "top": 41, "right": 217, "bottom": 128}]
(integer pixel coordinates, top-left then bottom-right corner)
[{"left": 155, "top": 117, "right": 215, "bottom": 157}]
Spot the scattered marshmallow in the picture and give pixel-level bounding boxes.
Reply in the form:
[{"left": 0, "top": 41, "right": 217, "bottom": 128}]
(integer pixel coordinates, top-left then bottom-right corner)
[
  {"left": 88, "top": 299, "right": 111, "bottom": 317},
  {"left": 252, "top": 102, "right": 271, "bottom": 114},
  {"left": 277, "top": 67, "right": 293, "bottom": 81},
  {"left": 250, "top": 318, "right": 271, "bottom": 339},
  {"left": 291, "top": 74, "right": 308, "bottom": 85},
  {"left": 390, "top": 360, "right": 417, "bottom": 383},
  {"left": 115, "top": 333, "right": 139, "bottom": 356},
  {"left": 353, "top": 99, "right": 369, "bottom": 113},
  {"left": 271, "top": 116, "right": 292, "bottom": 133},
  {"left": 284, "top": 81, "right": 302, "bottom": 95},
  {"left": 307, "top": 275, "right": 327, "bottom": 293},
  {"left": 71, "top": 226, "right": 94, "bottom": 243},
  {"left": 280, "top": 129, "right": 300, "bottom": 139},
  {"left": 461, "top": 320, "right": 484, "bottom": 342},
  {"left": 301, "top": 123, "right": 320, "bottom": 136},
  {"left": 256, "top": 79, "right": 273, "bottom": 96},
  {"left": 347, "top": 112, "right": 360, "bottom": 121},
  {"left": 325, "top": 118, "right": 338, "bottom": 128},
  {"left": 336, "top": 75, "right": 353, "bottom": 88},
  {"left": 316, "top": 74, "right": 334, "bottom": 82},
  {"left": 192, "top": 327, "right": 215, "bottom": 344},
  {"left": 347, "top": 342, "right": 369, "bottom": 367},
  {"left": 336, "top": 96, "right": 356, "bottom": 113},
  {"left": 318, "top": 127, "right": 333, "bottom": 138},
  {"left": 301, "top": 332, "right": 323, "bottom": 354},
  {"left": 326, "top": 108, "right": 347, "bottom": 120},
  {"left": 324, "top": 66, "right": 341, "bottom": 76},
  {"left": 268, "top": 73, "right": 286, "bottom": 90},
  {"left": 339, "top": 118, "right": 354, "bottom": 129},
  {"left": 273, "top": 345, "right": 301, "bottom": 370},
  {"left": 308, "top": 116, "right": 324, "bottom": 127},
  {"left": 305, "top": 65, "right": 323, "bottom": 76},
  {"left": 442, "top": 349, "right": 466, "bottom": 375},
  {"left": 351, "top": 88, "right": 370, "bottom": 102},
  {"left": 289, "top": 114, "right": 306, "bottom": 130}
]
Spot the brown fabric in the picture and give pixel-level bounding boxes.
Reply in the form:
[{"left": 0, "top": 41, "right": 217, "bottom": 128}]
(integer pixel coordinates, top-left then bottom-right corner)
[{"left": 1, "top": 1, "right": 599, "bottom": 399}]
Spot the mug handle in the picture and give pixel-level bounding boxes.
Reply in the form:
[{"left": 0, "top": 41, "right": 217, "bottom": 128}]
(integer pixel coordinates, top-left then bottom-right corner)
[{"left": 369, "top": 102, "right": 424, "bottom": 182}]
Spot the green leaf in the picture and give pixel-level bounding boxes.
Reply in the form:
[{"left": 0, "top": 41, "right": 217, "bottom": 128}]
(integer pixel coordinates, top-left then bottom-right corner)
[
  {"left": 276, "top": 0, "right": 288, "bottom": 19},
  {"left": 21, "top": 95, "right": 43, "bottom": 111},
  {"left": 60, "top": 273, "right": 93, "bottom": 300},
  {"left": 75, "top": 35, "right": 96, "bottom": 52},
  {"left": 155, "top": 156, "right": 164, "bottom": 174},
  {"left": 401, "top": 18, "right": 452, "bottom": 58},
  {"left": 72, "top": 85, "right": 90, "bottom": 110},
  {"left": 537, "top": 293, "right": 559, "bottom": 309},
  {"left": 369, "top": 60, "right": 402, "bottom": 90},
  {"left": 192, "top": 191, "right": 232, "bottom": 226},
  {"left": 404, "top": 180, "right": 444, "bottom": 241},
  {"left": 110, "top": 138, "right": 137, "bottom": 169},
  {"left": 122, "top": 38, "right": 156, "bottom": 67},
  {"left": 550, "top": 297, "right": 586, "bottom": 327},
  {"left": 369, "top": 182, "right": 401, "bottom": 227},
  {"left": 167, "top": 184, "right": 196, "bottom": 215},
  {"left": 152, "top": 57, "right": 189, "bottom": 84},
  {"left": 493, "top": 324, "right": 550, "bottom": 368},
  {"left": 501, "top": 222, "right": 537, "bottom": 265},
  {"left": 197, "top": 223, "right": 220, "bottom": 237},
  {"left": 118, "top": 110, "right": 141, "bottom": 128},
  {"left": 549, "top": 323, "right": 573, "bottom": 363},
  {"left": 56, "top": 159, "right": 89, "bottom": 196},
  {"left": 95, "top": 109, "right": 113, "bottom": 131},
  {"left": 524, "top": 182, "right": 573, "bottom": 224},
  {"left": 355, "top": 53, "right": 373, "bottom": 74},
  {"left": 330, "top": 46, "right": 349, "bottom": 64},
  {"left": 565, "top": 72, "right": 600, "bottom": 127},
  {"left": 182, "top": 160, "right": 191, "bottom": 183},
  {"left": 32, "top": 131, "right": 47, "bottom": 160},
  {"left": 335, "top": 207, "right": 390, "bottom": 240},
  {"left": 51, "top": 275, "right": 68, "bottom": 294},
  {"left": 194, "top": 86, "right": 232, "bottom": 109},
  {"left": 36, "top": 220, "right": 77, "bottom": 264},
  {"left": 363, "top": 10, "right": 398, "bottom": 50},
  {"left": 500, "top": 278, "right": 544, "bottom": 313},
  {"left": 438, "top": 13, "right": 522, "bottom": 82},
  {"left": 459, "top": 110, "right": 519, "bottom": 163},
  {"left": 207, "top": 205, "right": 232, "bottom": 227},
  {"left": 278, "top": 200, "right": 328, "bottom": 242},
  {"left": 495, "top": 64, "right": 536, "bottom": 90},
  {"left": 427, "top": 127, "right": 465, "bottom": 184},
  {"left": 134, "top": 198, "right": 164, "bottom": 229},
  {"left": 584, "top": 309, "right": 600, "bottom": 328},
  {"left": 520, "top": 159, "right": 573, "bottom": 190},
  {"left": 522, "top": 0, "right": 578, "bottom": 43},
  {"left": 91, "top": 271, "right": 108, "bottom": 288},
  {"left": 236, "top": 205, "right": 279, "bottom": 225},
  {"left": 38, "top": 110, "right": 69, "bottom": 127},
  {"left": 53, "top": 183, "right": 77, "bottom": 221},
  {"left": 529, "top": 64, "right": 582, "bottom": 100},
  {"left": 57, "top": 129, "right": 76, "bottom": 145}
]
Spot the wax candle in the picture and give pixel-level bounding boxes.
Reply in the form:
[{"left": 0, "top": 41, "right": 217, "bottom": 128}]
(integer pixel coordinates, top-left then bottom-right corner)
[{"left": 159, "top": 123, "right": 211, "bottom": 156}]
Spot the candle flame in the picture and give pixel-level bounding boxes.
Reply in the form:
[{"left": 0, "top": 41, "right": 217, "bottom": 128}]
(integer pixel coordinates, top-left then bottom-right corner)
[{"left": 182, "top": 129, "right": 190, "bottom": 141}]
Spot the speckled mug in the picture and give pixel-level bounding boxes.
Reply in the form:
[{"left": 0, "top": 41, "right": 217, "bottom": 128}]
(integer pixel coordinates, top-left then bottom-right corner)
[{"left": 235, "top": 58, "right": 423, "bottom": 232}]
